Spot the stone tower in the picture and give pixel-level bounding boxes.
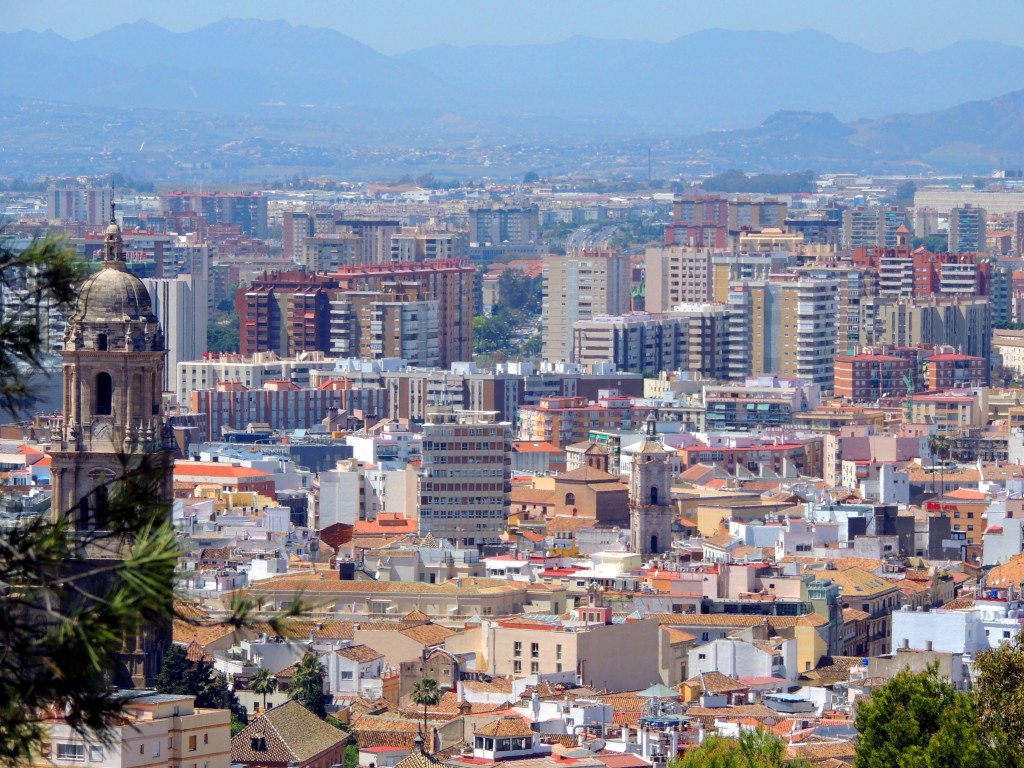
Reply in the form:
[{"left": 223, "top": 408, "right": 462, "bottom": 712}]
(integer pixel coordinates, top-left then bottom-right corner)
[
  {"left": 50, "top": 206, "right": 174, "bottom": 687},
  {"left": 629, "top": 414, "right": 674, "bottom": 557}
]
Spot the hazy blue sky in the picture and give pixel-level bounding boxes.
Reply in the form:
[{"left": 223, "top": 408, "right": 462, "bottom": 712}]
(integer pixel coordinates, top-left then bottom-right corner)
[{"left": 6, "top": 0, "right": 1024, "bottom": 54}]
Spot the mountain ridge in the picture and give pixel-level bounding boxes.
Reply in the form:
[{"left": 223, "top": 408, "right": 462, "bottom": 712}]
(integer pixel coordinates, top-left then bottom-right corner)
[{"left": 5, "top": 19, "right": 1024, "bottom": 178}]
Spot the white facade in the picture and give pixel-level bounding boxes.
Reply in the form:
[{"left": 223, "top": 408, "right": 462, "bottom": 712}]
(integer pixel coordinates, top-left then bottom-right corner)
[
  {"left": 177, "top": 353, "right": 340, "bottom": 406},
  {"left": 144, "top": 275, "right": 208, "bottom": 393},
  {"left": 688, "top": 636, "right": 798, "bottom": 685},
  {"left": 891, "top": 599, "right": 1024, "bottom": 656},
  {"left": 318, "top": 467, "right": 362, "bottom": 527},
  {"left": 326, "top": 645, "right": 386, "bottom": 699}
]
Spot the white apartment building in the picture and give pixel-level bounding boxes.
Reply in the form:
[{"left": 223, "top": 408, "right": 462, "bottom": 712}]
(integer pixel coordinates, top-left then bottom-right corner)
[
  {"left": 144, "top": 275, "right": 209, "bottom": 393},
  {"left": 176, "top": 351, "right": 340, "bottom": 405}
]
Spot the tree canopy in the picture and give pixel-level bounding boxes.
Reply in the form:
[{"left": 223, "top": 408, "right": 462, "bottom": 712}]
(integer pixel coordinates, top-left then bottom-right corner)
[
  {"left": 0, "top": 233, "right": 295, "bottom": 764},
  {"left": 411, "top": 677, "right": 442, "bottom": 734},
  {"left": 700, "top": 169, "right": 815, "bottom": 194},
  {"left": 670, "top": 728, "right": 804, "bottom": 768},
  {"left": 154, "top": 644, "right": 248, "bottom": 731},
  {"left": 289, "top": 653, "right": 328, "bottom": 718},
  {"left": 853, "top": 666, "right": 1007, "bottom": 768}
]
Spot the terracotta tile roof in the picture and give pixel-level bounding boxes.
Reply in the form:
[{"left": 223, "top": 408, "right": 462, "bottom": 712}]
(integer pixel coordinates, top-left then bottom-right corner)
[
  {"left": 664, "top": 627, "right": 696, "bottom": 644},
  {"left": 173, "top": 620, "right": 238, "bottom": 647},
  {"left": 942, "top": 595, "right": 976, "bottom": 610},
  {"left": 842, "top": 608, "right": 870, "bottom": 622},
  {"left": 684, "top": 704, "right": 777, "bottom": 727},
  {"left": 401, "top": 624, "right": 460, "bottom": 646},
  {"left": 796, "top": 556, "right": 885, "bottom": 573},
  {"left": 231, "top": 700, "right": 346, "bottom": 763},
  {"left": 461, "top": 677, "right": 514, "bottom": 695},
  {"left": 511, "top": 488, "right": 558, "bottom": 505},
  {"left": 828, "top": 567, "right": 900, "bottom": 598},
  {"left": 546, "top": 516, "right": 599, "bottom": 533},
  {"left": 337, "top": 644, "right": 385, "bottom": 663},
  {"left": 474, "top": 715, "right": 534, "bottom": 737},
  {"left": 395, "top": 744, "right": 447, "bottom": 768},
  {"left": 650, "top": 613, "right": 828, "bottom": 628},
  {"left": 174, "top": 599, "right": 211, "bottom": 621},
  {"left": 941, "top": 488, "right": 989, "bottom": 501},
  {"left": 185, "top": 640, "right": 214, "bottom": 664},
  {"left": 682, "top": 671, "right": 749, "bottom": 694},
  {"left": 988, "top": 552, "right": 1024, "bottom": 587},
  {"left": 175, "top": 461, "right": 272, "bottom": 479},
  {"left": 249, "top": 572, "right": 522, "bottom": 595},
  {"left": 798, "top": 656, "right": 863, "bottom": 686},
  {"left": 555, "top": 465, "right": 625, "bottom": 484},
  {"left": 354, "top": 715, "right": 450, "bottom": 750}
]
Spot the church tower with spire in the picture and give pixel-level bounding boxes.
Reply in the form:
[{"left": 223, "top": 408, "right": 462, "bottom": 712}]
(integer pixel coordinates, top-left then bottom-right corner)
[
  {"left": 50, "top": 204, "right": 174, "bottom": 687},
  {"left": 629, "top": 413, "right": 674, "bottom": 557}
]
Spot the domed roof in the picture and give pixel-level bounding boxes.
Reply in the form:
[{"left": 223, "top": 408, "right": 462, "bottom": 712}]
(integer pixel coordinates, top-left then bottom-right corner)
[
  {"left": 68, "top": 264, "right": 157, "bottom": 324},
  {"left": 67, "top": 211, "right": 158, "bottom": 325}
]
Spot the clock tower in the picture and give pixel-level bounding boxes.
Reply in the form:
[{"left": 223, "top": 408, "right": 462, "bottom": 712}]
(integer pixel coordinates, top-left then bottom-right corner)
[
  {"left": 629, "top": 413, "right": 675, "bottom": 557},
  {"left": 50, "top": 207, "right": 174, "bottom": 687}
]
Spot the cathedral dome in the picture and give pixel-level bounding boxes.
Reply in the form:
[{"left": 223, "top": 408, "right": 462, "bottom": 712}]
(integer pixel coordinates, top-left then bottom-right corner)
[{"left": 68, "top": 264, "right": 157, "bottom": 324}]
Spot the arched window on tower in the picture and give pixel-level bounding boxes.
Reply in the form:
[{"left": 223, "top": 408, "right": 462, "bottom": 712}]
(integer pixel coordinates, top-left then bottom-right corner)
[
  {"left": 95, "top": 372, "right": 113, "bottom": 416},
  {"left": 96, "top": 333, "right": 108, "bottom": 351},
  {"left": 565, "top": 492, "right": 576, "bottom": 506},
  {"left": 650, "top": 486, "right": 659, "bottom": 505}
]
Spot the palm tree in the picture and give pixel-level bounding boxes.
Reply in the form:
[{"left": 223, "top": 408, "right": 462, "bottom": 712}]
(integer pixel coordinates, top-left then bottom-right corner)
[
  {"left": 288, "top": 654, "right": 327, "bottom": 718},
  {"left": 927, "top": 433, "right": 953, "bottom": 496},
  {"left": 250, "top": 667, "right": 277, "bottom": 712},
  {"left": 410, "top": 678, "right": 442, "bottom": 737}
]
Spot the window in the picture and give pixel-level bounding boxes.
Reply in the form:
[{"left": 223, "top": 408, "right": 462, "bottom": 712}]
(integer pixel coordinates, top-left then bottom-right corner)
[
  {"left": 513, "top": 641, "right": 522, "bottom": 657},
  {"left": 531, "top": 642, "right": 539, "bottom": 658},
  {"left": 95, "top": 372, "right": 113, "bottom": 416},
  {"left": 513, "top": 660, "right": 522, "bottom": 673},
  {"left": 189, "top": 735, "right": 198, "bottom": 752},
  {"left": 341, "top": 671, "right": 353, "bottom": 680},
  {"left": 57, "top": 744, "right": 85, "bottom": 761},
  {"left": 531, "top": 662, "right": 539, "bottom": 674},
  {"left": 140, "top": 745, "right": 145, "bottom": 755},
  {"left": 89, "top": 746, "right": 103, "bottom": 762}
]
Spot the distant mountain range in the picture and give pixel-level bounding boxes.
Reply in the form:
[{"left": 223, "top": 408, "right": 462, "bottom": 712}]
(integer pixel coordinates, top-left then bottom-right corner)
[{"left": 5, "top": 19, "right": 1024, "bottom": 178}]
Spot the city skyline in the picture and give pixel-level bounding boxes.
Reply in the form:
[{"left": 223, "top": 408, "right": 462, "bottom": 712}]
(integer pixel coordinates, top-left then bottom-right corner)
[{"left": 6, "top": 0, "right": 1024, "bottom": 54}]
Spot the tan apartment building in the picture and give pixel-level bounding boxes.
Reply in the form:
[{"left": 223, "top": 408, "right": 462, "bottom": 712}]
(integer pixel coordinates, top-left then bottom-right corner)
[
  {"left": 644, "top": 246, "right": 714, "bottom": 310},
  {"left": 543, "top": 249, "right": 630, "bottom": 363},
  {"left": 483, "top": 613, "right": 662, "bottom": 692},
  {"left": 725, "top": 276, "right": 838, "bottom": 388},
  {"left": 417, "top": 410, "right": 512, "bottom": 547},
  {"left": 710, "top": 251, "right": 796, "bottom": 303},
  {"left": 859, "top": 295, "right": 992, "bottom": 361},
  {"left": 242, "top": 572, "right": 531, "bottom": 618},
  {"left": 37, "top": 692, "right": 230, "bottom": 768}
]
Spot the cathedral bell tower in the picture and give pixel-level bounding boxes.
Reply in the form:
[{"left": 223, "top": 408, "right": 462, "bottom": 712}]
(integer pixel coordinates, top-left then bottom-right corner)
[
  {"left": 50, "top": 205, "right": 174, "bottom": 687},
  {"left": 629, "top": 413, "right": 674, "bottom": 557}
]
